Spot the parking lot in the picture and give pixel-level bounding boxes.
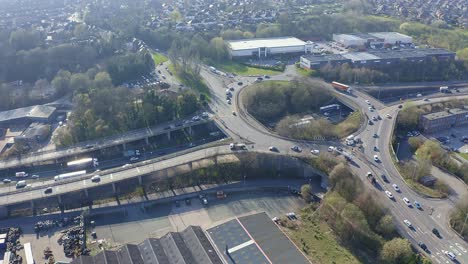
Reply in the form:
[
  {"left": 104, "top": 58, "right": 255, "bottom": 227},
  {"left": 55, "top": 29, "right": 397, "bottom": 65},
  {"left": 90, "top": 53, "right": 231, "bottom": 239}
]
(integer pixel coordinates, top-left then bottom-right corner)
[{"left": 426, "top": 125, "right": 468, "bottom": 154}]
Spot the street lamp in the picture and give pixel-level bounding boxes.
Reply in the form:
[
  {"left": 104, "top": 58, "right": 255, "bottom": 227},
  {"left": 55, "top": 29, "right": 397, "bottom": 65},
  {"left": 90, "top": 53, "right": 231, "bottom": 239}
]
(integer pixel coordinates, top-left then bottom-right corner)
[{"left": 243, "top": 175, "right": 246, "bottom": 185}]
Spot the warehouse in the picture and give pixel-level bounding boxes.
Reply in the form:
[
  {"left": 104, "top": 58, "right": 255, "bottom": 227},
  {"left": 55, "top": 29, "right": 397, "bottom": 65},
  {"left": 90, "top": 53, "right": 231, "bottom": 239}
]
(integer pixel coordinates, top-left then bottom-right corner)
[
  {"left": 300, "top": 48, "right": 456, "bottom": 69},
  {"left": 333, "top": 32, "right": 412, "bottom": 48},
  {"left": 227, "top": 37, "right": 313, "bottom": 58},
  {"left": 0, "top": 105, "right": 57, "bottom": 127},
  {"left": 419, "top": 108, "right": 468, "bottom": 133},
  {"left": 300, "top": 54, "right": 351, "bottom": 68}
]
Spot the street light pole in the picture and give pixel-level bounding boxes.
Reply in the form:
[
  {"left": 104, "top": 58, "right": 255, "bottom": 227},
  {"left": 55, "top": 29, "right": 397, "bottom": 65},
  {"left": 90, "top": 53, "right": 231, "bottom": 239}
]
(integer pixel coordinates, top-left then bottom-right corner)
[{"left": 461, "top": 213, "right": 468, "bottom": 235}]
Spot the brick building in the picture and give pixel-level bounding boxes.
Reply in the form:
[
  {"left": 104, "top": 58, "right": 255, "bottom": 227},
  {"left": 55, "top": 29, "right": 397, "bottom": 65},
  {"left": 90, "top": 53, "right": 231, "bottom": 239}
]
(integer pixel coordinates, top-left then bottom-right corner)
[{"left": 419, "top": 108, "right": 468, "bottom": 133}]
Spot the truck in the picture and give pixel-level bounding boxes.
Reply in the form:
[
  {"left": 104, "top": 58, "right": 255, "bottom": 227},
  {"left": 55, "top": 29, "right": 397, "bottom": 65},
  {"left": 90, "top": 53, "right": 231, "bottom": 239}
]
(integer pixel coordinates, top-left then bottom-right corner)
[
  {"left": 331, "top": 81, "right": 352, "bottom": 93},
  {"left": 67, "top": 158, "right": 98, "bottom": 170},
  {"left": 16, "top": 180, "right": 27, "bottom": 188},
  {"left": 54, "top": 170, "right": 87, "bottom": 181},
  {"left": 440, "top": 86, "right": 450, "bottom": 93},
  {"left": 229, "top": 143, "right": 246, "bottom": 150},
  {"left": 346, "top": 135, "right": 355, "bottom": 146},
  {"left": 15, "top": 172, "right": 28, "bottom": 178}
]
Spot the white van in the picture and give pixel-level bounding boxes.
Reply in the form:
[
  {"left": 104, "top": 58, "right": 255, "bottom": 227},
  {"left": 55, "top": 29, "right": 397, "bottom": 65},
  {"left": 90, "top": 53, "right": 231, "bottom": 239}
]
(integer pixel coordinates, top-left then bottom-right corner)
[{"left": 16, "top": 180, "right": 27, "bottom": 188}]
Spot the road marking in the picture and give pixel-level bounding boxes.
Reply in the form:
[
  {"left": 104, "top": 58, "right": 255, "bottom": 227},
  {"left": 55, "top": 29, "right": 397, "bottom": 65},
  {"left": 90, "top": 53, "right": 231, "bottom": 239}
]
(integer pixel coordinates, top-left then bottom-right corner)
[
  {"left": 83, "top": 180, "right": 86, "bottom": 186},
  {"left": 227, "top": 240, "right": 254, "bottom": 254},
  {"left": 136, "top": 167, "right": 140, "bottom": 173},
  {"left": 449, "top": 245, "right": 461, "bottom": 256},
  {"left": 110, "top": 174, "right": 113, "bottom": 180},
  {"left": 455, "top": 243, "right": 467, "bottom": 253}
]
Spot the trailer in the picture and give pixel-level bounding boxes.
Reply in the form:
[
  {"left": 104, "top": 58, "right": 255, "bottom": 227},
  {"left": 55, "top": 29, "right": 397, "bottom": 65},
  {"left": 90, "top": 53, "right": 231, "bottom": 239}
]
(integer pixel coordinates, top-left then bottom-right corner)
[
  {"left": 24, "top": 242, "right": 34, "bottom": 264},
  {"left": 440, "top": 86, "right": 450, "bottom": 93},
  {"left": 319, "top": 104, "right": 340, "bottom": 114},
  {"left": 54, "top": 170, "right": 87, "bottom": 181},
  {"left": 67, "top": 158, "right": 98, "bottom": 170},
  {"left": 15, "top": 172, "right": 28, "bottom": 178},
  {"left": 331, "top": 81, "right": 352, "bottom": 93}
]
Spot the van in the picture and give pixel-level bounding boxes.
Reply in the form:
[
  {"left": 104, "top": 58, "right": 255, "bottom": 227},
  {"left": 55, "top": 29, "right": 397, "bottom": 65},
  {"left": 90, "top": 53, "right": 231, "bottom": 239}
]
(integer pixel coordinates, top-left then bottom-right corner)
[{"left": 16, "top": 180, "right": 27, "bottom": 188}]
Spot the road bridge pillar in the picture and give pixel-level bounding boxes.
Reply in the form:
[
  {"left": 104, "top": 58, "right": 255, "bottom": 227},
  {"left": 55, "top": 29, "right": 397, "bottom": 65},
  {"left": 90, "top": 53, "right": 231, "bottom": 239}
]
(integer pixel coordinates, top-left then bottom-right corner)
[
  {"left": 30, "top": 200, "right": 36, "bottom": 215},
  {"left": 84, "top": 189, "right": 89, "bottom": 198},
  {"left": 138, "top": 175, "right": 143, "bottom": 185},
  {"left": 167, "top": 131, "right": 171, "bottom": 140},
  {"left": 187, "top": 126, "right": 193, "bottom": 135},
  {"left": 57, "top": 195, "right": 62, "bottom": 204},
  {"left": 145, "top": 137, "right": 149, "bottom": 145},
  {"left": 188, "top": 161, "right": 193, "bottom": 172},
  {"left": 122, "top": 142, "right": 127, "bottom": 150},
  {"left": 112, "top": 182, "right": 117, "bottom": 194}
]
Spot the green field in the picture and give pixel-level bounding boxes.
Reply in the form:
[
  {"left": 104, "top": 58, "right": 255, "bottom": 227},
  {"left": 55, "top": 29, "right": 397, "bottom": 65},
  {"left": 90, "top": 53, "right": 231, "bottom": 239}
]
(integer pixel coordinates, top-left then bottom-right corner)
[
  {"left": 459, "top": 153, "right": 468, "bottom": 161},
  {"left": 169, "top": 64, "right": 210, "bottom": 96},
  {"left": 152, "top": 52, "right": 168, "bottom": 65},
  {"left": 284, "top": 209, "right": 360, "bottom": 264},
  {"left": 213, "top": 60, "right": 282, "bottom": 76},
  {"left": 295, "top": 65, "right": 317, "bottom": 77}
]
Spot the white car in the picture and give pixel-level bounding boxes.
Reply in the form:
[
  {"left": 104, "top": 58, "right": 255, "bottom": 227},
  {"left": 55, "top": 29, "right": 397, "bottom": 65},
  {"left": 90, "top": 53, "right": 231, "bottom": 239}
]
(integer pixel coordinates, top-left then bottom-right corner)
[
  {"left": 368, "top": 106, "right": 374, "bottom": 112},
  {"left": 385, "top": 191, "right": 394, "bottom": 199},
  {"left": 130, "top": 156, "right": 139, "bottom": 162},
  {"left": 445, "top": 251, "right": 456, "bottom": 260},
  {"left": 386, "top": 114, "right": 391, "bottom": 118},
  {"left": 2, "top": 179, "right": 11, "bottom": 184},
  {"left": 365, "top": 100, "right": 370, "bottom": 105},
  {"left": 373, "top": 155, "right": 379, "bottom": 162},
  {"left": 392, "top": 184, "right": 400, "bottom": 192},
  {"left": 328, "top": 146, "right": 334, "bottom": 152},
  {"left": 402, "top": 197, "right": 411, "bottom": 206},
  {"left": 311, "top": 149, "right": 320, "bottom": 155},
  {"left": 404, "top": 219, "right": 412, "bottom": 228},
  {"left": 31, "top": 174, "right": 39, "bottom": 179}
]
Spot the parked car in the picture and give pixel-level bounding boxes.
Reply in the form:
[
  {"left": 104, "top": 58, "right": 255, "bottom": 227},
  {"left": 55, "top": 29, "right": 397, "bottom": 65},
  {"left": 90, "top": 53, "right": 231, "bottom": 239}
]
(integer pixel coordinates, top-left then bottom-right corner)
[
  {"left": 414, "top": 201, "right": 421, "bottom": 209},
  {"left": 2, "top": 179, "right": 11, "bottom": 184},
  {"left": 311, "top": 149, "right": 320, "bottom": 155},
  {"left": 269, "top": 146, "right": 278, "bottom": 152},
  {"left": 91, "top": 175, "right": 101, "bottom": 182},
  {"left": 445, "top": 251, "right": 456, "bottom": 261},
  {"left": 291, "top": 146, "right": 302, "bottom": 152}
]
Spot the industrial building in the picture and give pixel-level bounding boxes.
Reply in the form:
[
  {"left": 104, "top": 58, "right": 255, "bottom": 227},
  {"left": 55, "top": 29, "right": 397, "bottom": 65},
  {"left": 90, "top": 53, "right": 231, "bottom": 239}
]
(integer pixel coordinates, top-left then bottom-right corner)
[
  {"left": 332, "top": 32, "right": 412, "bottom": 48},
  {"left": 300, "top": 48, "right": 456, "bottom": 69},
  {"left": 419, "top": 108, "right": 468, "bottom": 133},
  {"left": 227, "top": 37, "right": 313, "bottom": 58},
  {"left": 0, "top": 105, "right": 57, "bottom": 127}
]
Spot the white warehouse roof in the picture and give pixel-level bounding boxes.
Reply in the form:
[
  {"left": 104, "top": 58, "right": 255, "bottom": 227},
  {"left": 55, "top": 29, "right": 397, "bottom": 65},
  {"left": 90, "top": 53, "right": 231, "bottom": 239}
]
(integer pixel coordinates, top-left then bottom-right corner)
[
  {"left": 228, "top": 37, "right": 306, "bottom": 51},
  {"left": 370, "top": 32, "right": 412, "bottom": 41}
]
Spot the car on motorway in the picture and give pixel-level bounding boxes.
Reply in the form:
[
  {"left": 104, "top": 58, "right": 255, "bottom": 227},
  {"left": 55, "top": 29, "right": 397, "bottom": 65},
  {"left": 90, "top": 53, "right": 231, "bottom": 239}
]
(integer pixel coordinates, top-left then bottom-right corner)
[
  {"left": 385, "top": 191, "right": 394, "bottom": 199},
  {"left": 374, "top": 146, "right": 378, "bottom": 151},
  {"left": 404, "top": 219, "right": 412, "bottom": 228},
  {"left": 91, "top": 175, "right": 101, "bottom": 182},
  {"left": 269, "top": 146, "right": 278, "bottom": 152},
  {"left": 392, "top": 184, "right": 400, "bottom": 192},
  {"left": 373, "top": 155, "right": 379, "bottom": 162},
  {"left": 432, "top": 228, "right": 441, "bottom": 238},
  {"left": 44, "top": 187, "right": 53, "bottom": 194},
  {"left": 402, "top": 197, "right": 411, "bottom": 206},
  {"left": 418, "top": 242, "right": 428, "bottom": 252},
  {"left": 368, "top": 106, "right": 373, "bottom": 112},
  {"left": 372, "top": 116, "right": 378, "bottom": 121},
  {"left": 373, "top": 133, "right": 378, "bottom": 138},
  {"left": 2, "top": 179, "right": 11, "bottom": 184},
  {"left": 386, "top": 114, "right": 391, "bottom": 118},
  {"left": 130, "top": 156, "right": 139, "bottom": 162},
  {"left": 365, "top": 100, "right": 370, "bottom": 105},
  {"left": 414, "top": 201, "right": 422, "bottom": 209},
  {"left": 237, "top": 82, "right": 243, "bottom": 85},
  {"left": 291, "top": 146, "right": 302, "bottom": 152},
  {"left": 328, "top": 146, "right": 334, "bottom": 152},
  {"left": 445, "top": 251, "right": 456, "bottom": 261},
  {"left": 31, "top": 175, "right": 39, "bottom": 179},
  {"left": 381, "top": 174, "right": 389, "bottom": 183},
  {"left": 311, "top": 149, "right": 320, "bottom": 155},
  {"left": 368, "top": 120, "right": 373, "bottom": 125}
]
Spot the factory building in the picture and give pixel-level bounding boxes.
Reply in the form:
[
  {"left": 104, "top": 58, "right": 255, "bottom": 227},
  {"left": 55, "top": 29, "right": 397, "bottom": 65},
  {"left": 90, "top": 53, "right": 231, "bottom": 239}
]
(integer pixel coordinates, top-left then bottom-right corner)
[
  {"left": 0, "top": 105, "right": 57, "bottom": 128},
  {"left": 419, "top": 108, "right": 468, "bottom": 133},
  {"left": 227, "top": 37, "right": 313, "bottom": 58},
  {"left": 300, "top": 48, "right": 455, "bottom": 69},
  {"left": 333, "top": 32, "right": 412, "bottom": 48}
]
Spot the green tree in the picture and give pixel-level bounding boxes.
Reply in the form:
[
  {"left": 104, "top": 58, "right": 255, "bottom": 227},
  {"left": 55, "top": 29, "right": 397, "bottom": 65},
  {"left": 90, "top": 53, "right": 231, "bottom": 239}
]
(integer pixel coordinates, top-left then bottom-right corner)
[
  {"left": 408, "top": 137, "right": 424, "bottom": 152},
  {"left": 300, "top": 184, "right": 311, "bottom": 202},
  {"left": 380, "top": 238, "right": 413, "bottom": 264},
  {"left": 52, "top": 70, "right": 72, "bottom": 95},
  {"left": 70, "top": 73, "right": 91, "bottom": 94},
  {"left": 93, "top": 72, "right": 113, "bottom": 89},
  {"left": 177, "top": 91, "right": 199, "bottom": 117},
  {"left": 376, "top": 215, "right": 396, "bottom": 239}
]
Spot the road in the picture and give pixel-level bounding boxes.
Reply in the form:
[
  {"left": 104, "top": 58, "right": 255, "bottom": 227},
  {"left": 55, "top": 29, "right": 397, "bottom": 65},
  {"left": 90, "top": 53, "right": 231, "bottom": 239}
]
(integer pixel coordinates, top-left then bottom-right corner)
[{"left": 0, "top": 62, "right": 467, "bottom": 262}]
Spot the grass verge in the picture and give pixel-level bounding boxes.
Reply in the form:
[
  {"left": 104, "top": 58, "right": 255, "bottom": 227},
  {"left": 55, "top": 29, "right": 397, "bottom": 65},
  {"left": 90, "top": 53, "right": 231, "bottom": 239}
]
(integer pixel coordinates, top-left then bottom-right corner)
[
  {"left": 283, "top": 206, "right": 361, "bottom": 264},
  {"left": 295, "top": 64, "right": 318, "bottom": 77},
  {"left": 152, "top": 52, "right": 168, "bottom": 65},
  {"left": 459, "top": 153, "right": 468, "bottom": 161},
  {"left": 334, "top": 111, "right": 362, "bottom": 138},
  {"left": 212, "top": 60, "right": 282, "bottom": 76},
  {"left": 169, "top": 64, "right": 211, "bottom": 97}
]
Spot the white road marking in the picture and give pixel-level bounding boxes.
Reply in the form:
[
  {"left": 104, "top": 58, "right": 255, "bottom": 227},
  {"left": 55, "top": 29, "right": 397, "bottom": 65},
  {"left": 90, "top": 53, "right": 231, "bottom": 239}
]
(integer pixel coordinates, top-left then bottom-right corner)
[
  {"left": 110, "top": 174, "right": 113, "bottom": 180},
  {"left": 136, "top": 167, "right": 140, "bottom": 173},
  {"left": 227, "top": 240, "right": 255, "bottom": 254},
  {"left": 455, "top": 243, "right": 467, "bottom": 253}
]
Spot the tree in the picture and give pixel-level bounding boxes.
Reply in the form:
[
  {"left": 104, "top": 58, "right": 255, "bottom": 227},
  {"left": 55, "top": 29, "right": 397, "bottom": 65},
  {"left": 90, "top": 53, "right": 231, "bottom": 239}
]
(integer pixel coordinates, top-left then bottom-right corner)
[
  {"left": 380, "top": 238, "right": 413, "bottom": 264},
  {"left": 300, "top": 184, "right": 311, "bottom": 202},
  {"left": 397, "top": 103, "right": 424, "bottom": 130},
  {"left": 177, "top": 91, "right": 199, "bottom": 117},
  {"left": 329, "top": 163, "right": 361, "bottom": 201},
  {"left": 9, "top": 29, "right": 42, "bottom": 51},
  {"left": 408, "top": 137, "right": 424, "bottom": 152},
  {"left": 93, "top": 72, "right": 112, "bottom": 89},
  {"left": 70, "top": 73, "right": 91, "bottom": 94},
  {"left": 52, "top": 70, "right": 72, "bottom": 96},
  {"left": 416, "top": 140, "right": 444, "bottom": 162},
  {"left": 376, "top": 215, "right": 396, "bottom": 238}
]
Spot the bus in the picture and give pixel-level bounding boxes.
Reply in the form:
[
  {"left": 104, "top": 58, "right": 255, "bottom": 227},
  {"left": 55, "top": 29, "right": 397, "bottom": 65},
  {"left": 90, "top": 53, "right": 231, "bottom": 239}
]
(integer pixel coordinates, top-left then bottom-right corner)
[
  {"left": 54, "top": 170, "right": 87, "bottom": 181},
  {"left": 67, "top": 158, "right": 98, "bottom": 170}
]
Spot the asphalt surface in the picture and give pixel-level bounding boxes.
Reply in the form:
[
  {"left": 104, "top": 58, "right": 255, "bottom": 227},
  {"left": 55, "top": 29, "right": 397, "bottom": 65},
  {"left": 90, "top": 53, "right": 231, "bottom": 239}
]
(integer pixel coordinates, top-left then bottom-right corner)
[{"left": 0, "top": 62, "right": 467, "bottom": 263}]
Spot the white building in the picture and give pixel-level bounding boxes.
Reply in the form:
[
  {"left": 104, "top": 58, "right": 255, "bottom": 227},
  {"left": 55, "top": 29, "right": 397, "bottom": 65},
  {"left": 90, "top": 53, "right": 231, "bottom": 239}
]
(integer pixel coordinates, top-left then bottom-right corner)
[
  {"left": 227, "top": 37, "right": 313, "bottom": 58},
  {"left": 333, "top": 32, "right": 412, "bottom": 48}
]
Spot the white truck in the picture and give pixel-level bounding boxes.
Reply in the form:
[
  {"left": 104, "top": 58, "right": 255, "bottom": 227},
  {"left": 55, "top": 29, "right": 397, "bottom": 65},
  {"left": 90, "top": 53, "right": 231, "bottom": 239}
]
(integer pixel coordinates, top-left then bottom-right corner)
[
  {"left": 229, "top": 143, "right": 246, "bottom": 150},
  {"left": 440, "top": 86, "right": 450, "bottom": 93},
  {"left": 54, "top": 170, "right": 87, "bottom": 181},
  {"left": 15, "top": 172, "right": 28, "bottom": 178}
]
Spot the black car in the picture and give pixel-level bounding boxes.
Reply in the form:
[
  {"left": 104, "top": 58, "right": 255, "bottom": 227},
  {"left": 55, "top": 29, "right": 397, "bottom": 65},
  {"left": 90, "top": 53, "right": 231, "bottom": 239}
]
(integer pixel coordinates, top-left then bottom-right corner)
[
  {"left": 381, "top": 174, "right": 389, "bottom": 183},
  {"left": 398, "top": 105, "right": 403, "bottom": 109},
  {"left": 185, "top": 198, "right": 191, "bottom": 206},
  {"left": 418, "top": 242, "right": 428, "bottom": 252},
  {"left": 44, "top": 187, "right": 53, "bottom": 194},
  {"left": 432, "top": 228, "right": 441, "bottom": 238},
  {"left": 368, "top": 120, "right": 373, "bottom": 125},
  {"left": 237, "top": 82, "right": 243, "bottom": 86}
]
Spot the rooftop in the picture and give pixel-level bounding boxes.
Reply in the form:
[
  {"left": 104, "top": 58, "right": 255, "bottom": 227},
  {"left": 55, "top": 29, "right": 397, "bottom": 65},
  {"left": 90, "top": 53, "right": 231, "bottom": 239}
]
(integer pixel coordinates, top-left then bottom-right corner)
[
  {"left": 0, "top": 105, "right": 56, "bottom": 124},
  {"left": 228, "top": 37, "right": 306, "bottom": 50},
  {"left": 422, "top": 108, "right": 468, "bottom": 120},
  {"left": 370, "top": 32, "right": 412, "bottom": 40},
  {"left": 343, "top": 52, "right": 381, "bottom": 61},
  {"left": 302, "top": 54, "right": 351, "bottom": 63}
]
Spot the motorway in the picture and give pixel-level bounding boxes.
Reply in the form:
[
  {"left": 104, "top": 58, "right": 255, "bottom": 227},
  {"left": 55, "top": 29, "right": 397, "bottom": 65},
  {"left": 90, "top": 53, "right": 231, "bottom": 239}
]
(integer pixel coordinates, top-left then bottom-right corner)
[{"left": 0, "top": 63, "right": 467, "bottom": 262}]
